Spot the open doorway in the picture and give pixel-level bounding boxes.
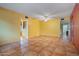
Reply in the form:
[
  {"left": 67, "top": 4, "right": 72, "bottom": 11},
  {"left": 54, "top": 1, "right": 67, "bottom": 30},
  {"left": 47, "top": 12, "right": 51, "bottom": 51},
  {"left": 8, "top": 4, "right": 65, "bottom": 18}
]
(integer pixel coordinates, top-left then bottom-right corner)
[
  {"left": 62, "top": 23, "right": 70, "bottom": 42},
  {"left": 20, "top": 18, "right": 28, "bottom": 48},
  {"left": 61, "top": 17, "right": 71, "bottom": 43}
]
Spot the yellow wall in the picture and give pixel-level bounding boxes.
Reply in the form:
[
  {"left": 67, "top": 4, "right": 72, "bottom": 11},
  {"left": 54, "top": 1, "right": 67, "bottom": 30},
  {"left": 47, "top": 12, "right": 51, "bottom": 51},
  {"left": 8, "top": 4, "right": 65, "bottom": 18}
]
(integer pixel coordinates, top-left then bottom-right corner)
[
  {"left": 62, "top": 16, "right": 70, "bottom": 24},
  {"left": 28, "top": 17, "right": 61, "bottom": 38},
  {"left": 40, "top": 17, "right": 61, "bottom": 37},
  {"left": 28, "top": 17, "right": 40, "bottom": 38},
  {"left": 0, "top": 7, "right": 25, "bottom": 45}
]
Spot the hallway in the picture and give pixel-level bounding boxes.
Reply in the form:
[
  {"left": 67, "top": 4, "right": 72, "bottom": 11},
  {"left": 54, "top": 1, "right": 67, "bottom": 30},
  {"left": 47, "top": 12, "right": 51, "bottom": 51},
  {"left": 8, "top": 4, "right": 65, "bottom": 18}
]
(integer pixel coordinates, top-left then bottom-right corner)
[{"left": 0, "top": 36, "right": 78, "bottom": 56}]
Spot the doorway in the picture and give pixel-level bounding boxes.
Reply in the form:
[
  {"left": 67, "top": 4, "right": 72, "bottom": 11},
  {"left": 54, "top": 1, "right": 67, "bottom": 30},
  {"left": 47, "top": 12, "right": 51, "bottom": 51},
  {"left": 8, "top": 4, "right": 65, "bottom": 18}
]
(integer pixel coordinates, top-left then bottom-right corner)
[
  {"left": 20, "top": 18, "right": 28, "bottom": 47},
  {"left": 62, "top": 23, "right": 70, "bottom": 42}
]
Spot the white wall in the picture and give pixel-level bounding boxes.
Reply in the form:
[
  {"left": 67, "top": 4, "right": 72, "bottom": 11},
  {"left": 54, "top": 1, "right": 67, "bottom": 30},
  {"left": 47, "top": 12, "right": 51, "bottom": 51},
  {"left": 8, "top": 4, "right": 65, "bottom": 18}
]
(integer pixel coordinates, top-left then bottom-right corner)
[{"left": 0, "top": 20, "right": 18, "bottom": 45}]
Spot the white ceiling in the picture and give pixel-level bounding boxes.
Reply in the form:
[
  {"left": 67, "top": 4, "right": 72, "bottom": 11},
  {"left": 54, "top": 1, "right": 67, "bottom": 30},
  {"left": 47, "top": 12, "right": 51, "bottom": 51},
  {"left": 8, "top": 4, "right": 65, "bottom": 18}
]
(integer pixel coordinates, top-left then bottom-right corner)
[{"left": 0, "top": 3, "right": 75, "bottom": 20}]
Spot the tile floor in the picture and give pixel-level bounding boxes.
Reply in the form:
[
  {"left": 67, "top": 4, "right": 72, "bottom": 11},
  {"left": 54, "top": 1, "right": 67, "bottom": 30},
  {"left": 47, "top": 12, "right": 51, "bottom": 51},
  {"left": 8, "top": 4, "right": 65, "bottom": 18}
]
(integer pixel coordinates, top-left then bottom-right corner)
[
  {"left": 27, "top": 36, "right": 79, "bottom": 56},
  {"left": 0, "top": 36, "right": 79, "bottom": 56}
]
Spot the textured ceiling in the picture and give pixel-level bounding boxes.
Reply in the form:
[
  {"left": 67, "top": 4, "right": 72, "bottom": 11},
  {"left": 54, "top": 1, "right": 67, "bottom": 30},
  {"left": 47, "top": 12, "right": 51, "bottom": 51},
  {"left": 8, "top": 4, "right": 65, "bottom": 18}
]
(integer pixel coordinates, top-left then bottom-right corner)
[{"left": 0, "top": 3, "right": 75, "bottom": 19}]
